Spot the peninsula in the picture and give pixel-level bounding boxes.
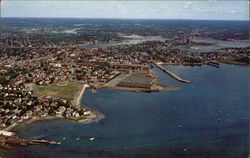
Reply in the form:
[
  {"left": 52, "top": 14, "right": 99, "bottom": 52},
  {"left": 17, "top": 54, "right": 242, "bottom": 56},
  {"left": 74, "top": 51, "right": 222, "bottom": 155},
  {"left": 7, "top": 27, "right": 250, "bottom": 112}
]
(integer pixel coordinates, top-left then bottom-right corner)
[{"left": 0, "top": 18, "right": 249, "bottom": 149}]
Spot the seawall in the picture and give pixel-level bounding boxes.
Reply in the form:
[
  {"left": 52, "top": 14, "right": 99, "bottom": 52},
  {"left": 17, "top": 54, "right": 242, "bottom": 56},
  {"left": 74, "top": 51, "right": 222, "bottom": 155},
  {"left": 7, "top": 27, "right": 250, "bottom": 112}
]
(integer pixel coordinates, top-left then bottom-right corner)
[{"left": 153, "top": 62, "right": 191, "bottom": 83}]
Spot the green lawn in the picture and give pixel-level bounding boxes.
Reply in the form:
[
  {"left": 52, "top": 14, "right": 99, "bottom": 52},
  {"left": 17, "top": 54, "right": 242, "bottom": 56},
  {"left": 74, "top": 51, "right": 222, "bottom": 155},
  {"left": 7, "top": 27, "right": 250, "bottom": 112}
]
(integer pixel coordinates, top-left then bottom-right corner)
[
  {"left": 36, "top": 82, "right": 83, "bottom": 101},
  {"left": 221, "top": 57, "right": 249, "bottom": 66}
]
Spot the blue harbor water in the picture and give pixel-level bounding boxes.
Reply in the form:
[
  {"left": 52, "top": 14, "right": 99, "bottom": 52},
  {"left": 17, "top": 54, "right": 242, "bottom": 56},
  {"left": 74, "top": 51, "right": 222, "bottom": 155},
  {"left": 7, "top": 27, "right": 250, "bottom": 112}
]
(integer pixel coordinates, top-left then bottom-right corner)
[
  {"left": 81, "top": 36, "right": 170, "bottom": 49},
  {"left": 80, "top": 37, "right": 249, "bottom": 52},
  {"left": 177, "top": 39, "right": 250, "bottom": 52},
  {"left": 3, "top": 64, "right": 249, "bottom": 158}
]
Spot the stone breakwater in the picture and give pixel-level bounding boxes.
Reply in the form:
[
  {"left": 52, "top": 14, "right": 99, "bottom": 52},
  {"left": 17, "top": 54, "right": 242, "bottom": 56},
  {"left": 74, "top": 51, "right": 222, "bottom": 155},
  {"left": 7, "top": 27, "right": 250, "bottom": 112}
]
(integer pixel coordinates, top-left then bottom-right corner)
[
  {"left": 153, "top": 62, "right": 191, "bottom": 83},
  {"left": 0, "top": 135, "right": 60, "bottom": 150}
]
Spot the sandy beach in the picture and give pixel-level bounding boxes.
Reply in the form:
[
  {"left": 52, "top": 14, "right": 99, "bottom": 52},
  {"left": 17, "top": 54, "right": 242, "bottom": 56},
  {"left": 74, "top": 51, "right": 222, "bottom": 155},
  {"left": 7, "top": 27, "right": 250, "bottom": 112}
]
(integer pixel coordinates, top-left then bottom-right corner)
[
  {"left": 4, "top": 123, "right": 18, "bottom": 132},
  {"left": 72, "top": 84, "right": 90, "bottom": 106}
]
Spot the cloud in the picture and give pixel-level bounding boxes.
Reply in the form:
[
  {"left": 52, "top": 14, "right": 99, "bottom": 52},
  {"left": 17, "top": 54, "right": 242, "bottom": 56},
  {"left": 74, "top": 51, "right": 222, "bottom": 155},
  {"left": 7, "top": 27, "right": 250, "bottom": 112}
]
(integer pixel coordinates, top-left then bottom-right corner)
[
  {"left": 114, "top": 5, "right": 121, "bottom": 10},
  {"left": 1, "top": 1, "right": 249, "bottom": 20},
  {"left": 228, "top": 10, "right": 237, "bottom": 13},
  {"left": 183, "top": 2, "right": 193, "bottom": 9},
  {"left": 207, "top": 0, "right": 217, "bottom": 2}
]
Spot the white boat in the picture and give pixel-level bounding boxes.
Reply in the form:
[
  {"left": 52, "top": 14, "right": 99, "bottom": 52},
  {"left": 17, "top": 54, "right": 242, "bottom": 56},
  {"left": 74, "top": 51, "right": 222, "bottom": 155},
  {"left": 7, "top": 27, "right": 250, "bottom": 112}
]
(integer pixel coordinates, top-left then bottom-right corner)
[{"left": 89, "top": 137, "right": 95, "bottom": 141}]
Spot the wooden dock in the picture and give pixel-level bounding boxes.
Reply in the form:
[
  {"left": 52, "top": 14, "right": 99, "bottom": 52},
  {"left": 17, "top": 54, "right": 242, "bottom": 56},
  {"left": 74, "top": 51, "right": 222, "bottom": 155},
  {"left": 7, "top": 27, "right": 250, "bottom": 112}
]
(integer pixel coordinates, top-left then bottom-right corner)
[{"left": 153, "top": 62, "right": 191, "bottom": 83}]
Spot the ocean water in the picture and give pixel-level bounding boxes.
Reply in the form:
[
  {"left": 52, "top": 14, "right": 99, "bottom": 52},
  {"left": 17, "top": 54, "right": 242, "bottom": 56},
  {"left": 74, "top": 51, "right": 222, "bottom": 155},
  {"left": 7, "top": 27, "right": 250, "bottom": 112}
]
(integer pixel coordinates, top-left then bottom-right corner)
[{"left": 3, "top": 64, "right": 249, "bottom": 158}]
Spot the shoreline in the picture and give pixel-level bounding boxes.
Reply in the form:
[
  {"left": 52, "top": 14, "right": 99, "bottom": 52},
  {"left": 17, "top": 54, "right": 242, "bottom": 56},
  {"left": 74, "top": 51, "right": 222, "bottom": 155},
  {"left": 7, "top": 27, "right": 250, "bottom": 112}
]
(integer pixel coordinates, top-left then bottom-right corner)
[
  {"left": 106, "top": 84, "right": 181, "bottom": 93},
  {"left": 5, "top": 110, "right": 105, "bottom": 132},
  {"left": 4, "top": 82, "right": 174, "bottom": 133},
  {"left": 219, "top": 61, "right": 250, "bottom": 66},
  {"left": 154, "top": 61, "right": 249, "bottom": 67},
  {"left": 4, "top": 83, "right": 105, "bottom": 133},
  {"left": 153, "top": 62, "right": 191, "bottom": 83},
  {"left": 71, "top": 84, "right": 90, "bottom": 106}
]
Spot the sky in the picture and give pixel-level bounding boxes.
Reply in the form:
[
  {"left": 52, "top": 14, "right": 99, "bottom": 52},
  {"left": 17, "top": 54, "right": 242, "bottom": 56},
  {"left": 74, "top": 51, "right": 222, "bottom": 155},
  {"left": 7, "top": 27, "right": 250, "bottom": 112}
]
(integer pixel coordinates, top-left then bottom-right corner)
[{"left": 0, "top": 0, "right": 249, "bottom": 20}]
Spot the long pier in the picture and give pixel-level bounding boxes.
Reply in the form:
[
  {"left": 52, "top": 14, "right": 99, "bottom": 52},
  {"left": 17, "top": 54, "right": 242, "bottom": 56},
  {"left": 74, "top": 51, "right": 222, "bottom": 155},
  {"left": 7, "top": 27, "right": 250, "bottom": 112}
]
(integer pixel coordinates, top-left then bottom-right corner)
[{"left": 153, "top": 62, "right": 191, "bottom": 83}]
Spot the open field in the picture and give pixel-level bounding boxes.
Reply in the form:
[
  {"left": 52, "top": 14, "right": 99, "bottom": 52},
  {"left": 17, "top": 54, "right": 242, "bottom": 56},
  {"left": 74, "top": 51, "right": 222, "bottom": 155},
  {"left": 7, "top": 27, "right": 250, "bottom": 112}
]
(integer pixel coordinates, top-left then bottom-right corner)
[
  {"left": 36, "top": 82, "right": 83, "bottom": 102},
  {"left": 221, "top": 58, "right": 249, "bottom": 66}
]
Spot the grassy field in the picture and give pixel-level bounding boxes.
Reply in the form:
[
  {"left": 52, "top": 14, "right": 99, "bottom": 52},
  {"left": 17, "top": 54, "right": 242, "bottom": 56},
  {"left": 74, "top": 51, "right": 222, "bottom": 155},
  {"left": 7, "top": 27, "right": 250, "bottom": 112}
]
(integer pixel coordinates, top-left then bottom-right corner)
[
  {"left": 221, "top": 58, "right": 249, "bottom": 66},
  {"left": 36, "top": 82, "right": 83, "bottom": 101}
]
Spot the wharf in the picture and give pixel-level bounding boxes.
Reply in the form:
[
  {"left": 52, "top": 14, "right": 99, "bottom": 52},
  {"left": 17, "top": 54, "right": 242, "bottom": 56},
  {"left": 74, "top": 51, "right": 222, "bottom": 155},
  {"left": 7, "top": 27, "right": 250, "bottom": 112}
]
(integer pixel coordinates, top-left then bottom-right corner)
[{"left": 153, "top": 62, "right": 191, "bottom": 83}]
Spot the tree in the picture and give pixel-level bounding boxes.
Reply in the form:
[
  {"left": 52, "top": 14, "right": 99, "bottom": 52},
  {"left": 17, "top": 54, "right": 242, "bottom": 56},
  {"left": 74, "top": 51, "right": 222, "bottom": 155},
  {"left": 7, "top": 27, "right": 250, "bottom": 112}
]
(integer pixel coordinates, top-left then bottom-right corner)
[{"left": 0, "top": 78, "right": 8, "bottom": 85}]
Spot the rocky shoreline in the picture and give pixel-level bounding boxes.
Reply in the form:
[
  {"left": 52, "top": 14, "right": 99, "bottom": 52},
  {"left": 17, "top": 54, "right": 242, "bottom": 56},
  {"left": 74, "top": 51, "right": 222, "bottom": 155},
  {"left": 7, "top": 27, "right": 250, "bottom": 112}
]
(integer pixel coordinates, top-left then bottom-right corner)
[
  {"left": 1, "top": 84, "right": 105, "bottom": 150},
  {"left": 0, "top": 135, "right": 61, "bottom": 150}
]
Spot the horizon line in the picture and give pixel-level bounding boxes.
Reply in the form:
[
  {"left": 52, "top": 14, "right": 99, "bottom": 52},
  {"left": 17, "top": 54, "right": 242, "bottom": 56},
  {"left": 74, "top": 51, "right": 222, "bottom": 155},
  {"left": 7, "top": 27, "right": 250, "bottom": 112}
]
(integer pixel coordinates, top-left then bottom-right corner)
[{"left": 1, "top": 16, "right": 249, "bottom": 22}]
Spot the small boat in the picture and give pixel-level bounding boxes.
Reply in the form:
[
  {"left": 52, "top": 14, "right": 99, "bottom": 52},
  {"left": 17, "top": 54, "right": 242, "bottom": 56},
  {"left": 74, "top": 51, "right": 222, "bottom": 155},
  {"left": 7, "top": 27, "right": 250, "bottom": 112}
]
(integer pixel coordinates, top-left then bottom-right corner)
[
  {"left": 89, "top": 137, "right": 95, "bottom": 141},
  {"left": 76, "top": 137, "right": 80, "bottom": 141},
  {"left": 63, "top": 137, "right": 66, "bottom": 140}
]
